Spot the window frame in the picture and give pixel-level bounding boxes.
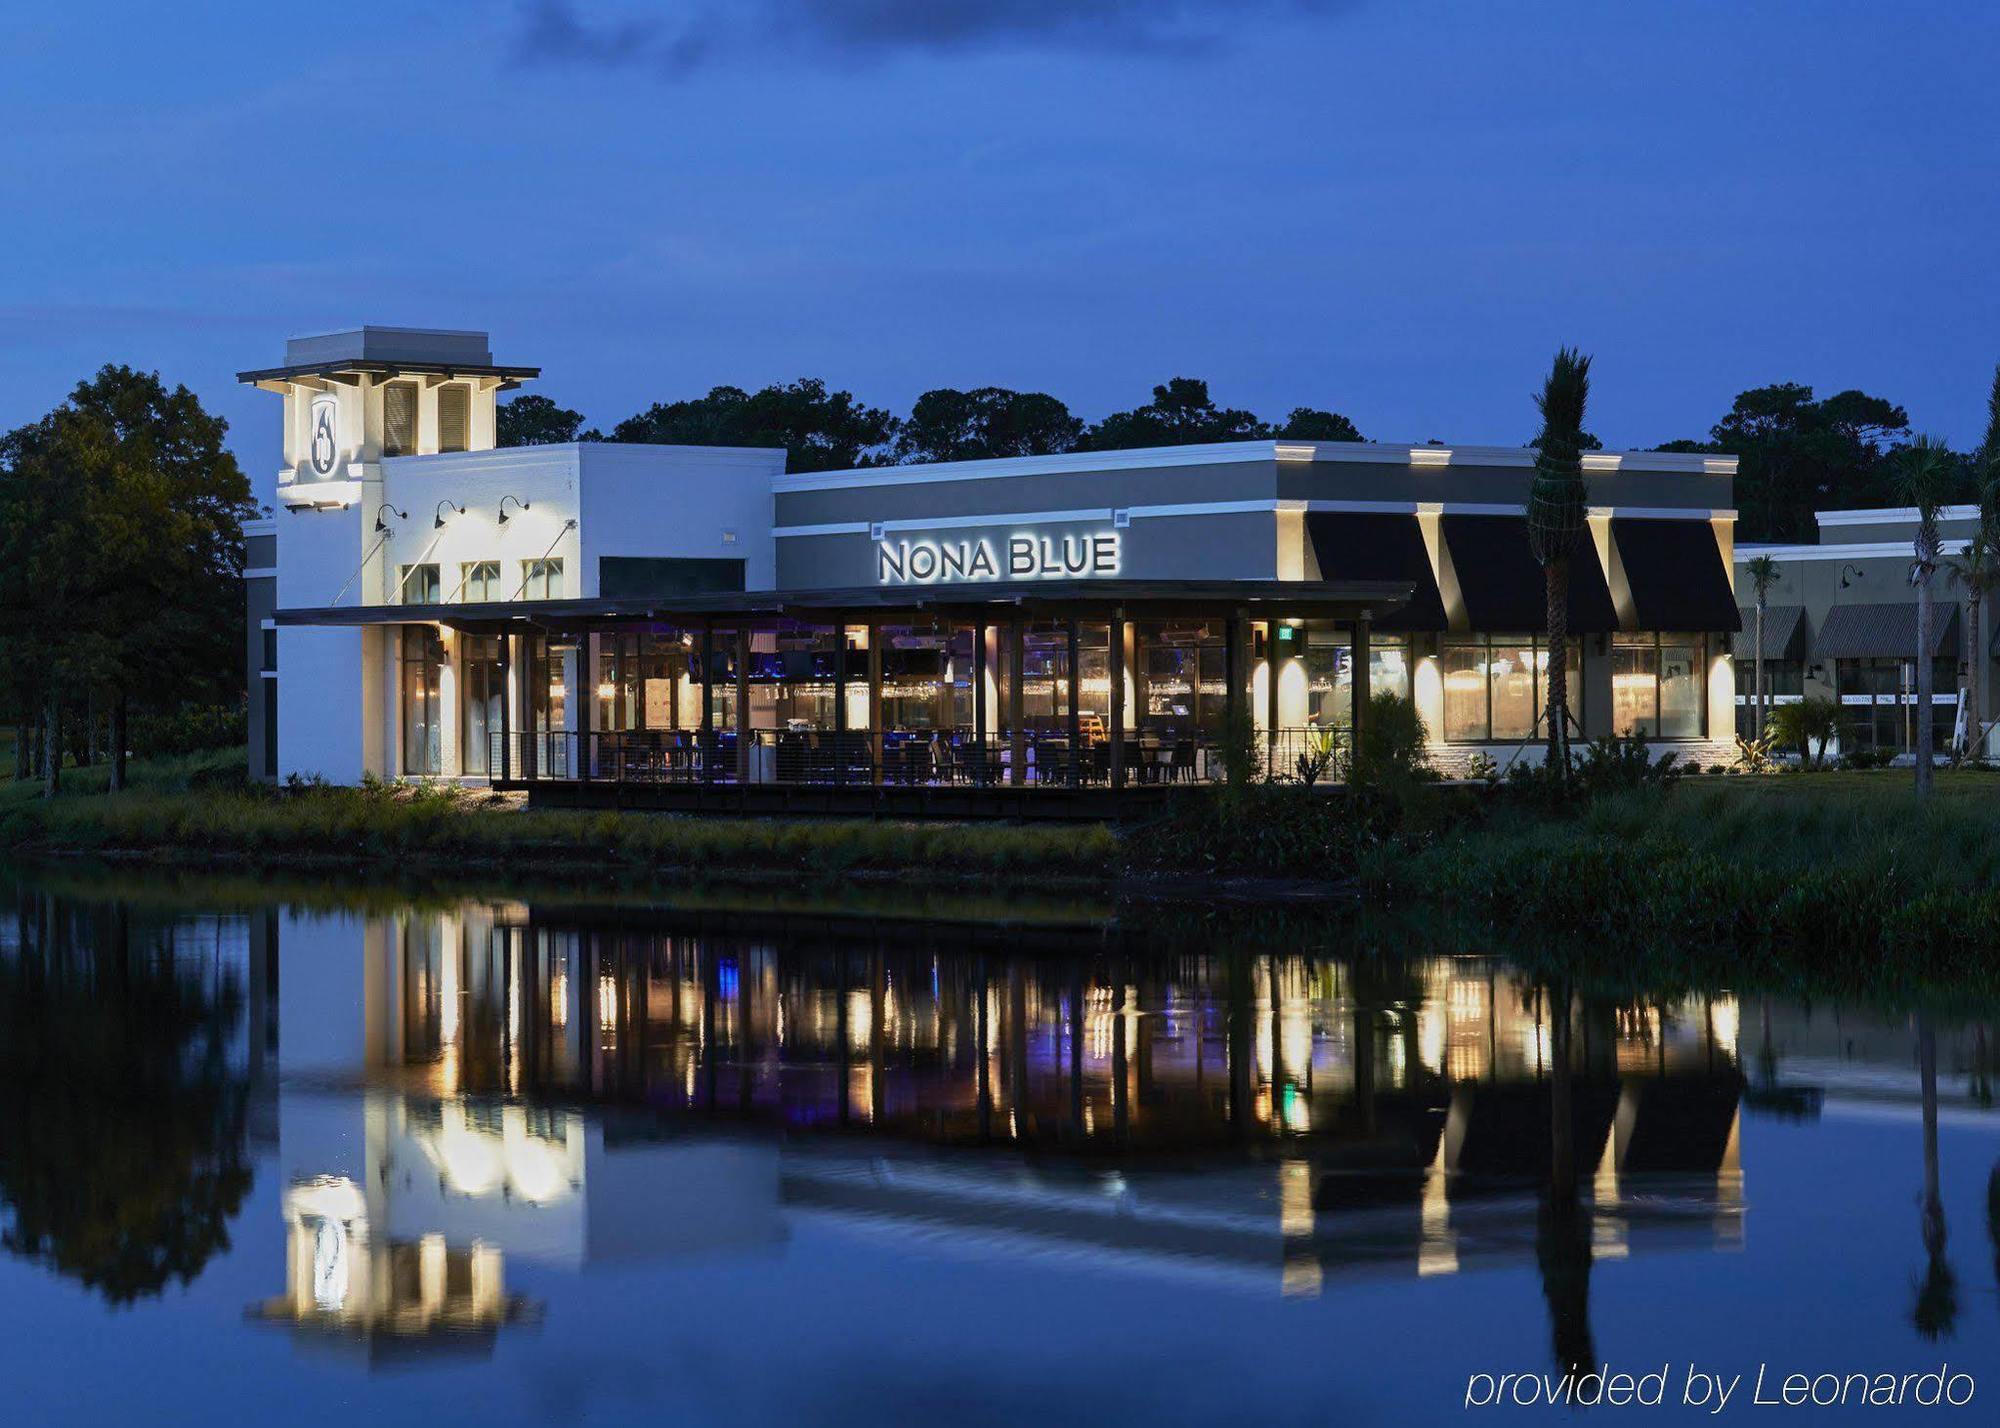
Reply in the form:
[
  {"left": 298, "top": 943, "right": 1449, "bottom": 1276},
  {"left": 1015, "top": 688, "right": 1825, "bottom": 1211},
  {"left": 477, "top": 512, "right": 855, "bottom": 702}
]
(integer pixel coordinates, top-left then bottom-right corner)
[
  {"left": 398, "top": 563, "right": 441, "bottom": 605},
  {"left": 1612, "top": 632, "right": 1709, "bottom": 740},
  {"left": 521, "top": 557, "right": 565, "bottom": 600},
  {"left": 437, "top": 382, "right": 470, "bottom": 454},
  {"left": 382, "top": 380, "right": 419, "bottom": 458},
  {"left": 1437, "top": 633, "right": 1581, "bottom": 744}
]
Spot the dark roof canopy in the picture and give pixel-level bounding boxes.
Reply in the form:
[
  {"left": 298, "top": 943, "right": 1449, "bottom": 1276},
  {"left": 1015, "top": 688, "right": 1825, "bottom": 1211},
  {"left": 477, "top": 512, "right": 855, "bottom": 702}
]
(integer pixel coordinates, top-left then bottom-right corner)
[
  {"left": 1816, "top": 602, "right": 1961, "bottom": 660},
  {"left": 1305, "top": 513, "right": 1446, "bottom": 631},
  {"left": 1732, "top": 604, "right": 1807, "bottom": 661},
  {"left": 275, "top": 578, "right": 1416, "bottom": 631},
  {"left": 1441, "top": 514, "right": 1618, "bottom": 633},
  {"left": 238, "top": 359, "right": 541, "bottom": 390},
  {"left": 1613, "top": 519, "right": 1740, "bottom": 632}
]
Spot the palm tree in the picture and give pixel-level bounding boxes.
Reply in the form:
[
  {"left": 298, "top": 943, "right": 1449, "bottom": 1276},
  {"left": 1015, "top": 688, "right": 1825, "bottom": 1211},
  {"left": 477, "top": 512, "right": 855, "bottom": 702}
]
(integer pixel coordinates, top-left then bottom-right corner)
[
  {"left": 1745, "top": 555, "right": 1780, "bottom": 742},
  {"left": 1901, "top": 436, "right": 1958, "bottom": 797},
  {"left": 1946, "top": 530, "right": 1998, "bottom": 760},
  {"left": 1913, "top": 1016, "right": 1958, "bottom": 1339},
  {"left": 1527, "top": 348, "right": 1593, "bottom": 773}
]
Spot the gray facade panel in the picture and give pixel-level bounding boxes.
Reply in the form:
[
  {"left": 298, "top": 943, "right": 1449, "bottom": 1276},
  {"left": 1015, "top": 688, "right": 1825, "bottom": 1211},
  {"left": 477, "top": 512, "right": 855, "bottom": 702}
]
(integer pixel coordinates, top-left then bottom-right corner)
[
  {"left": 1279, "top": 461, "right": 1728, "bottom": 512},
  {"left": 776, "top": 511, "right": 1277, "bottom": 589},
  {"left": 247, "top": 532, "right": 276, "bottom": 567},
  {"left": 775, "top": 459, "right": 1279, "bottom": 528}
]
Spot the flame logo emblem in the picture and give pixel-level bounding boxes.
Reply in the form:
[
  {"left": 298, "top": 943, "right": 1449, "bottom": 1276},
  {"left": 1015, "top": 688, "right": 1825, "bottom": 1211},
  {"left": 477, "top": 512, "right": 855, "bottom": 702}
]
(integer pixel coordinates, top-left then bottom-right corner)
[{"left": 309, "top": 397, "right": 338, "bottom": 476}]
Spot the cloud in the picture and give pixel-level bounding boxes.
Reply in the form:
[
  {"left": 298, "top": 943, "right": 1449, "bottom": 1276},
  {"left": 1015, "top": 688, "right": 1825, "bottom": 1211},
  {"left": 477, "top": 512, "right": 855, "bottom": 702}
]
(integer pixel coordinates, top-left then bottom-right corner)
[{"left": 512, "top": 0, "right": 1355, "bottom": 73}]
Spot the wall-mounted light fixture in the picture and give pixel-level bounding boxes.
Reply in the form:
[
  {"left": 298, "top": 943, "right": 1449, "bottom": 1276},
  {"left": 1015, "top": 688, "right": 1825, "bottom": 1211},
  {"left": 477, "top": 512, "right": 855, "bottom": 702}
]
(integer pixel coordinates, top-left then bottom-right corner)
[
  {"left": 498, "top": 495, "right": 532, "bottom": 525},
  {"left": 1840, "top": 563, "right": 1864, "bottom": 589},
  {"left": 435, "top": 500, "right": 466, "bottom": 530},
  {"left": 374, "top": 504, "right": 409, "bottom": 534}
]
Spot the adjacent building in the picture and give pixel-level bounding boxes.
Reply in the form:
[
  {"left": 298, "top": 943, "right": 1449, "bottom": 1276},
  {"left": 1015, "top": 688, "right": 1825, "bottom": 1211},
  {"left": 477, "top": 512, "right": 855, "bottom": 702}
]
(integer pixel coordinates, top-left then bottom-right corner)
[
  {"left": 247, "top": 327, "right": 1742, "bottom": 797},
  {"left": 1733, "top": 506, "right": 1992, "bottom": 759}
]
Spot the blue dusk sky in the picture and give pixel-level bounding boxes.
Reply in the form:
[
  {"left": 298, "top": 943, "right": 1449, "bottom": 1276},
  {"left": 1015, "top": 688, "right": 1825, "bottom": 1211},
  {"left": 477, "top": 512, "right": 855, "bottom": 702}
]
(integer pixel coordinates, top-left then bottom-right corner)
[{"left": 3, "top": 1, "right": 1997, "bottom": 501}]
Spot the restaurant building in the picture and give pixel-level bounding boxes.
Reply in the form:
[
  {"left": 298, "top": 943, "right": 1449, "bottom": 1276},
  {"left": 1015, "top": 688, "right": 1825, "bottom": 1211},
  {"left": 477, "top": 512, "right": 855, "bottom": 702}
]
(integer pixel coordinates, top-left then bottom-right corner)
[
  {"left": 246, "top": 327, "right": 1741, "bottom": 806},
  {"left": 1733, "top": 507, "right": 1991, "bottom": 759}
]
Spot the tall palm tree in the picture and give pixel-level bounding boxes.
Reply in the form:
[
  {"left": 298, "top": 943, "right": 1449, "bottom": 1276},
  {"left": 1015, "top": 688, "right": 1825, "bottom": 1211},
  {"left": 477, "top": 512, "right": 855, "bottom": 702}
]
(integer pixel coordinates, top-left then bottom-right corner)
[
  {"left": 1914, "top": 1016, "right": 1958, "bottom": 1339},
  {"left": 1901, "top": 436, "right": 1958, "bottom": 797},
  {"left": 1745, "top": 555, "right": 1780, "bottom": 741},
  {"left": 1528, "top": 349, "right": 1593, "bottom": 773},
  {"left": 1946, "top": 530, "right": 1998, "bottom": 760}
]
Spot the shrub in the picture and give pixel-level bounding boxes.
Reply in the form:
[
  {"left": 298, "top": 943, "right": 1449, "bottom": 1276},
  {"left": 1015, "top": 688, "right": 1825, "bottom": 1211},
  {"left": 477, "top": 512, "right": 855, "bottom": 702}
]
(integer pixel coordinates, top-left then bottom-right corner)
[
  {"left": 1349, "top": 691, "right": 1431, "bottom": 785},
  {"left": 1767, "top": 697, "right": 1840, "bottom": 770},
  {"left": 1840, "top": 746, "right": 1897, "bottom": 771},
  {"left": 130, "top": 703, "right": 248, "bottom": 758}
]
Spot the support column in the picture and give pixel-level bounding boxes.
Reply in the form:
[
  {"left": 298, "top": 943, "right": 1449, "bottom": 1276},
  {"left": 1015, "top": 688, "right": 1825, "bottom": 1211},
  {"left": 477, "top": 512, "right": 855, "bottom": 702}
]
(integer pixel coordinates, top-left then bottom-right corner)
[
  {"left": 1109, "top": 612, "right": 1127, "bottom": 790},
  {"left": 1265, "top": 620, "right": 1281, "bottom": 767},
  {"left": 1008, "top": 619, "right": 1026, "bottom": 787},
  {"left": 832, "top": 620, "right": 848, "bottom": 786},
  {"left": 700, "top": 619, "right": 715, "bottom": 784},
  {"left": 734, "top": 626, "right": 751, "bottom": 782},
  {"left": 973, "top": 620, "right": 989, "bottom": 748},
  {"left": 1066, "top": 619, "right": 1082, "bottom": 787},
  {"left": 1352, "top": 612, "right": 1372, "bottom": 766},
  {"left": 1225, "top": 608, "right": 1249, "bottom": 780},
  {"left": 867, "top": 622, "right": 883, "bottom": 786},
  {"left": 498, "top": 630, "right": 512, "bottom": 782}
]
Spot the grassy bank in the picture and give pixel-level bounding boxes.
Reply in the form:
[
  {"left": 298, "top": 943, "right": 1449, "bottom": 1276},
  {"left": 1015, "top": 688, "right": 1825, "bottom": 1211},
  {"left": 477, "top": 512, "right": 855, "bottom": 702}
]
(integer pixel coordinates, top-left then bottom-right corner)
[
  {"left": 1378, "top": 772, "right": 2000, "bottom": 993},
  {"left": 0, "top": 748, "right": 1119, "bottom": 881},
  {"left": 11, "top": 752, "right": 2000, "bottom": 986}
]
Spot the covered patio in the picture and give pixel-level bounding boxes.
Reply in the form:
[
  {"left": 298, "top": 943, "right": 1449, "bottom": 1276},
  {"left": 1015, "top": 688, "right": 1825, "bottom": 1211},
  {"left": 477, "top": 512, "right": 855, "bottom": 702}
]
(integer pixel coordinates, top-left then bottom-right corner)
[{"left": 279, "top": 579, "right": 1412, "bottom": 813}]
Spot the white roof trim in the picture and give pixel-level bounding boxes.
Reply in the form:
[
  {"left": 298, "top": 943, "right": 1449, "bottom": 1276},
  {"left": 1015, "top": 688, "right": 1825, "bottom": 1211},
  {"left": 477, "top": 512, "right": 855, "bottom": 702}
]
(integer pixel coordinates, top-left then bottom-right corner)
[
  {"left": 1816, "top": 504, "right": 1981, "bottom": 528},
  {"left": 773, "top": 497, "right": 1728, "bottom": 537},
  {"left": 244, "top": 518, "right": 277, "bottom": 536},
  {"left": 1736, "top": 540, "right": 1968, "bottom": 562},
  {"left": 775, "top": 441, "right": 1739, "bottom": 493}
]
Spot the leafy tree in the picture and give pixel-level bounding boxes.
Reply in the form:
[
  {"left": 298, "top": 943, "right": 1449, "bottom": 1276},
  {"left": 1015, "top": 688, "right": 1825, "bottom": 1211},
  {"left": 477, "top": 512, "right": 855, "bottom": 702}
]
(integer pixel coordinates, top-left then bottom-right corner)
[
  {"left": 612, "top": 378, "right": 897, "bottom": 472},
  {"left": 0, "top": 902, "right": 254, "bottom": 1304},
  {"left": 1661, "top": 384, "right": 1921, "bottom": 542},
  {"left": 1276, "top": 407, "right": 1365, "bottom": 442},
  {"left": 1977, "top": 364, "right": 2000, "bottom": 534},
  {"left": 1078, "top": 378, "right": 1271, "bottom": 450},
  {"left": 498, "top": 393, "right": 594, "bottom": 447},
  {"left": 61, "top": 367, "right": 254, "bottom": 788},
  {"left": 895, "top": 387, "right": 1082, "bottom": 463},
  {"left": 1946, "top": 530, "right": 1998, "bottom": 759},
  {"left": 1527, "top": 347, "right": 1593, "bottom": 773}
]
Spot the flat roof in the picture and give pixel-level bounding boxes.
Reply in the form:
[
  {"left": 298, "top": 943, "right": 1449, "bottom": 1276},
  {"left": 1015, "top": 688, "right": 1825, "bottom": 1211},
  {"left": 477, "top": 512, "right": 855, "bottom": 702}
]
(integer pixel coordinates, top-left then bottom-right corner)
[{"left": 274, "top": 578, "right": 1416, "bottom": 629}]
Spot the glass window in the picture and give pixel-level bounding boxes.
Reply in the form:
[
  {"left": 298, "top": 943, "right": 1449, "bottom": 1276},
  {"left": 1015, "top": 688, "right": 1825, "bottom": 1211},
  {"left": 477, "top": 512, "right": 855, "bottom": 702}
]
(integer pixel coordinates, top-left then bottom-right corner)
[
  {"left": 596, "top": 633, "right": 641, "bottom": 732},
  {"left": 459, "top": 561, "right": 501, "bottom": 603},
  {"left": 1836, "top": 657, "right": 1957, "bottom": 753},
  {"left": 383, "top": 380, "right": 418, "bottom": 457},
  {"left": 438, "top": 384, "right": 470, "bottom": 453},
  {"left": 1659, "top": 639, "right": 1703, "bottom": 738},
  {"left": 1314, "top": 634, "right": 1412, "bottom": 730},
  {"left": 401, "top": 627, "right": 443, "bottom": 775},
  {"left": 521, "top": 558, "right": 564, "bottom": 600},
  {"left": 399, "top": 563, "right": 441, "bottom": 605},
  {"left": 1441, "top": 642, "right": 1486, "bottom": 743},
  {"left": 461, "top": 634, "right": 502, "bottom": 775},
  {"left": 1614, "top": 633, "right": 1708, "bottom": 738},
  {"left": 1439, "top": 635, "right": 1577, "bottom": 742}
]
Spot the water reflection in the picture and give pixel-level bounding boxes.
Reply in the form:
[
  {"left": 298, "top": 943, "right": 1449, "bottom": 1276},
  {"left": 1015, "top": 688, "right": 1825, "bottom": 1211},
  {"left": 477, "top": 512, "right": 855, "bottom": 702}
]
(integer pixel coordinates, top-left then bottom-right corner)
[
  {"left": 4, "top": 878, "right": 1999, "bottom": 1398},
  {"left": 0, "top": 894, "right": 255, "bottom": 1303}
]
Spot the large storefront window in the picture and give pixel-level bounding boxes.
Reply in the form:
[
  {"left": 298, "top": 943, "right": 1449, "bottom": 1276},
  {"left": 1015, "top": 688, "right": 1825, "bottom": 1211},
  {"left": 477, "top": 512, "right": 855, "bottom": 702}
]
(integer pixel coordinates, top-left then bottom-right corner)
[
  {"left": 1306, "top": 631, "right": 1410, "bottom": 728},
  {"left": 1836, "top": 658, "right": 1956, "bottom": 753},
  {"left": 1440, "top": 636, "right": 1581, "bottom": 743},
  {"left": 1612, "top": 633, "right": 1706, "bottom": 739},
  {"left": 461, "top": 635, "right": 502, "bottom": 775},
  {"left": 1135, "top": 621, "right": 1227, "bottom": 735},
  {"left": 401, "top": 627, "right": 444, "bottom": 775},
  {"left": 527, "top": 635, "right": 572, "bottom": 777},
  {"left": 596, "top": 633, "right": 641, "bottom": 732},
  {"left": 1734, "top": 660, "right": 1804, "bottom": 738}
]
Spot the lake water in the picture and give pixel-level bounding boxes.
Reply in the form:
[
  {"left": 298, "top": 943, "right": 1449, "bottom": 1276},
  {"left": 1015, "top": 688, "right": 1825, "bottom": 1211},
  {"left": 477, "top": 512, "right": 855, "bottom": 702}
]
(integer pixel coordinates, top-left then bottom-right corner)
[{"left": 0, "top": 864, "right": 1996, "bottom": 1425}]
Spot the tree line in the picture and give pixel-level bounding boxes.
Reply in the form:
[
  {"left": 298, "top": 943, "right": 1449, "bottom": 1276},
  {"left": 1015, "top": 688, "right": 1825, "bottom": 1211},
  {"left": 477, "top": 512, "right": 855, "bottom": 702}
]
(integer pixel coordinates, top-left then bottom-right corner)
[
  {"left": 502, "top": 373, "right": 1982, "bottom": 545},
  {"left": 0, "top": 369, "right": 256, "bottom": 793}
]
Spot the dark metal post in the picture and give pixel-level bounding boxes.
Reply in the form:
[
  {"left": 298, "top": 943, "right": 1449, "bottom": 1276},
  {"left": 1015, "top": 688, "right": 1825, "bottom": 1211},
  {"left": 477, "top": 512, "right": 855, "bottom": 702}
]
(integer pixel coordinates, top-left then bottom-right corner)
[
  {"left": 868, "top": 622, "right": 884, "bottom": 786},
  {"left": 734, "top": 625, "right": 751, "bottom": 783},
  {"left": 700, "top": 619, "right": 715, "bottom": 784},
  {"left": 1008, "top": 619, "right": 1026, "bottom": 787},
  {"left": 498, "top": 629, "right": 512, "bottom": 782},
  {"left": 1066, "top": 618, "right": 1082, "bottom": 787},
  {"left": 1109, "top": 612, "right": 1126, "bottom": 790},
  {"left": 1352, "top": 611, "right": 1372, "bottom": 765}
]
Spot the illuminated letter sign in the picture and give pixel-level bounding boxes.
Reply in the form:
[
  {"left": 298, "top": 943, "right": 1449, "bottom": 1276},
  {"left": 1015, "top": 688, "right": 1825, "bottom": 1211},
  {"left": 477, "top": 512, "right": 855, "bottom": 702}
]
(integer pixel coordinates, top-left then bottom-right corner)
[
  {"left": 308, "top": 393, "right": 339, "bottom": 478},
  {"left": 877, "top": 528, "right": 1120, "bottom": 584}
]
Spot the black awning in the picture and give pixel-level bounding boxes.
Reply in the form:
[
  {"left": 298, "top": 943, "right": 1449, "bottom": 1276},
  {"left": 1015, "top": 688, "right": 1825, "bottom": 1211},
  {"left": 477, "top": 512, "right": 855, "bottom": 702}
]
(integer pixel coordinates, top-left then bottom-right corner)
[
  {"left": 1306, "top": 513, "right": 1446, "bottom": 631},
  {"left": 1612, "top": 519, "right": 1740, "bottom": 632},
  {"left": 1816, "top": 602, "right": 1961, "bottom": 660},
  {"left": 1732, "top": 604, "right": 1807, "bottom": 661},
  {"left": 1439, "top": 514, "right": 1618, "bottom": 634}
]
